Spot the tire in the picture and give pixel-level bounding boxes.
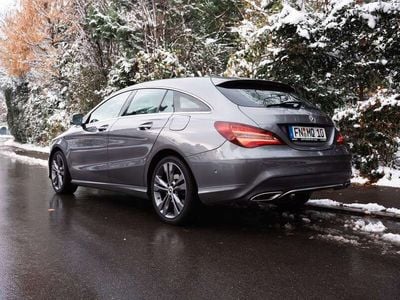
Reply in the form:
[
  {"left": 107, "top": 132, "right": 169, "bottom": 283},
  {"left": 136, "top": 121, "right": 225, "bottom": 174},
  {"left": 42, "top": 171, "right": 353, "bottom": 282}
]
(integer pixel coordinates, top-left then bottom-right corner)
[
  {"left": 274, "top": 192, "right": 311, "bottom": 210},
  {"left": 150, "top": 156, "right": 198, "bottom": 225},
  {"left": 50, "top": 151, "right": 78, "bottom": 194}
]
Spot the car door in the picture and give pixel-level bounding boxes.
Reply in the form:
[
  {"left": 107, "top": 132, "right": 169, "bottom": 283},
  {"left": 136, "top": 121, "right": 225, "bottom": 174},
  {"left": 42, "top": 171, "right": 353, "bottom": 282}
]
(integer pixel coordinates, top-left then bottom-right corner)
[
  {"left": 67, "top": 91, "right": 132, "bottom": 183},
  {"left": 107, "top": 89, "right": 173, "bottom": 186}
]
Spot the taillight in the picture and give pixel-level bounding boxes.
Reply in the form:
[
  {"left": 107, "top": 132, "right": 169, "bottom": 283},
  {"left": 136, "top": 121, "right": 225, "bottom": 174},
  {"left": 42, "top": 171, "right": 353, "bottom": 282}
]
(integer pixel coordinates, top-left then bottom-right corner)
[
  {"left": 214, "top": 121, "right": 284, "bottom": 148},
  {"left": 336, "top": 132, "right": 345, "bottom": 144}
]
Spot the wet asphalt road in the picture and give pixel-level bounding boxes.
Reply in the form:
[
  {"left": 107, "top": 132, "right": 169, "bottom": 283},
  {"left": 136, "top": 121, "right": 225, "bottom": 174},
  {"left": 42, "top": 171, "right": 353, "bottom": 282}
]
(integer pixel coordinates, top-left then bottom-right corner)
[{"left": 1, "top": 154, "right": 400, "bottom": 299}]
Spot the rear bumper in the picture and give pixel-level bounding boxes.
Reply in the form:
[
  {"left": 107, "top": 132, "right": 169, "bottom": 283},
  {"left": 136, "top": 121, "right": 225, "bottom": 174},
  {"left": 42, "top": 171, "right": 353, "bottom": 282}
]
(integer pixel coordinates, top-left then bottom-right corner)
[
  {"left": 187, "top": 142, "right": 352, "bottom": 205},
  {"left": 249, "top": 182, "right": 350, "bottom": 202}
]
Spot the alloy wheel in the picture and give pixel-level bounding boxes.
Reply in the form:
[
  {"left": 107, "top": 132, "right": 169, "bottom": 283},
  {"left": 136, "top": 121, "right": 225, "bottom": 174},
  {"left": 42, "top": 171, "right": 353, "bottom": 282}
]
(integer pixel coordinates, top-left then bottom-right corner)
[
  {"left": 153, "top": 162, "right": 187, "bottom": 219},
  {"left": 51, "top": 153, "right": 65, "bottom": 191}
]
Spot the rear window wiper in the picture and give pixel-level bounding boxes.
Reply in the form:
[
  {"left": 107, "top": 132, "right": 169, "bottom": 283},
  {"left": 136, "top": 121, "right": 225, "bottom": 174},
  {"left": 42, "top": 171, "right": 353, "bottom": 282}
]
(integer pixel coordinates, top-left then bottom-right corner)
[{"left": 265, "top": 101, "right": 304, "bottom": 108}]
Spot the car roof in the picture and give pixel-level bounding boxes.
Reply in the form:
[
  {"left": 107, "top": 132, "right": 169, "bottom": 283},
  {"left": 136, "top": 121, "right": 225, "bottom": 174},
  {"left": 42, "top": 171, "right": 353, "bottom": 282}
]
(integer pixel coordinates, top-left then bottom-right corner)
[
  {"left": 103, "top": 77, "right": 296, "bottom": 113},
  {"left": 116, "top": 77, "right": 214, "bottom": 95},
  {"left": 114, "top": 77, "right": 294, "bottom": 97}
]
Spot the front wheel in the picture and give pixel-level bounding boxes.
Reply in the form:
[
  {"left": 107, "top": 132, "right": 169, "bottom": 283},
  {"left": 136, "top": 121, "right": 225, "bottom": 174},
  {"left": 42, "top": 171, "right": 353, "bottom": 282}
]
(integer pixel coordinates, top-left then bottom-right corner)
[
  {"left": 50, "top": 151, "right": 78, "bottom": 194},
  {"left": 150, "top": 156, "right": 198, "bottom": 225}
]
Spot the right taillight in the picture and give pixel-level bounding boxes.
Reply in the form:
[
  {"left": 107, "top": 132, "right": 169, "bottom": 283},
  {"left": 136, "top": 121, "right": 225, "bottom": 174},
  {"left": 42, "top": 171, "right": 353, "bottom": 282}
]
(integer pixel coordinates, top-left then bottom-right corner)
[
  {"left": 336, "top": 131, "right": 345, "bottom": 144},
  {"left": 214, "top": 121, "right": 284, "bottom": 148}
]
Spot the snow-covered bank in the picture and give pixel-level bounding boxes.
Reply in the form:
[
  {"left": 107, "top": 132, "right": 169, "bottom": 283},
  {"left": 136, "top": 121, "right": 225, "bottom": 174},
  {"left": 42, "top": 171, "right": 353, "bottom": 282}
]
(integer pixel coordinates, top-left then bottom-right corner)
[
  {"left": 307, "top": 198, "right": 400, "bottom": 249},
  {"left": 308, "top": 199, "right": 400, "bottom": 216},
  {"left": 0, "top": 136, "right": 48, "bottom": 166},
  {"left": 0, "top": 150, "right": 47, "bottom": 167},
  {"left": 0, "top": 137, "right": 50, "bottom": 153},
  {"left": 0, "top": 134, "right": 13, "bottom": 139}
]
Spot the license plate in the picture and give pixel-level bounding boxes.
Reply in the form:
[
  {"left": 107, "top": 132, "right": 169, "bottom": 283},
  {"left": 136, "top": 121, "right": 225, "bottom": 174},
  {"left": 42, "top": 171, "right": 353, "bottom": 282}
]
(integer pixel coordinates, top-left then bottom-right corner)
[{"left": 289, "top": 126, "right": 326, "bottom": 141}]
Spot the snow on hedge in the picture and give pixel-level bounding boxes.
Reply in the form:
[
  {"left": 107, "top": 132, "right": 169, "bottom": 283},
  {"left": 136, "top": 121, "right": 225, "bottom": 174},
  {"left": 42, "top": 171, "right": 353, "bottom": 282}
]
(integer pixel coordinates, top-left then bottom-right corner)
[
  {"left": 333, "top": 92, "right": 400, "bottom": 122},
  {"left": 333, "top": 91, "right": 400, "bottom": 183}
]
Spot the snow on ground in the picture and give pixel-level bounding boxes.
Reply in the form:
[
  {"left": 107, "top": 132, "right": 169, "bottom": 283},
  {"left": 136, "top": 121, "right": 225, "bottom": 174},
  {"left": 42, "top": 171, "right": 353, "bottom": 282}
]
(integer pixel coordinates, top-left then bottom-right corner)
[
  {"left": 351, "top": 219, "right": 387, "bottom": 233},
  {"left": 381, "top": 233, "right": 400, "bottom": 245},
  {"left": 0, "top": 150, "right": 48, "bottom": 167},
  {"left": 351, "top": 176, "right": 369, "bottom": 185},
  {"left": 308, "top": 199, "right": 400, "bottom": 216},
  {"left": 351, "top": 168, "right": 369, "bottom": 185},
  {"left": 374, "top": 167, "right": 400, "bottom": 188},
  {"left": 308, "top": 199, "right": 340, "bottom": 207},
  {"left": 307, "top": 198, "right": 400, "bottom": 248},
  {"left": 1, "top": 137, "right": 50, "bottom": 153},
  {"left": 0, "top": 135, "right": 13, "bottom": 139},
  {"left": 307, "top": 207, "right": 400, "bottom": 249},
  {"left": 346, "top": 202, "right": 386, "bottom": 212},
  {"left": 318, "top": 234, "right": 360, "bottom": 246},
  {"left": 387, "top": 207, "right": 400, "bottom": 215}
]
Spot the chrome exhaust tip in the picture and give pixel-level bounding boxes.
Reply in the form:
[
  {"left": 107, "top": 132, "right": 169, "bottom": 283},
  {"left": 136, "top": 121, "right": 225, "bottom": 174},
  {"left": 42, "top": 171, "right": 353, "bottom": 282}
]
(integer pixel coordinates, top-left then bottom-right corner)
[{"left": 250, "top": 192, "right": 283, "bottom": 202}]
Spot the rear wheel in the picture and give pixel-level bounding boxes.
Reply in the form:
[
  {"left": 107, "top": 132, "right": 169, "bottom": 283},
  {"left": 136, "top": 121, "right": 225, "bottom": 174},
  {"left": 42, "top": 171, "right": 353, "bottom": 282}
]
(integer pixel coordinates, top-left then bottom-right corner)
[
  {"left": 50, "top": 151, "right": 78, "bottom": 194},
  {"left": 274, "top": 192, "right": 311, "bottom": 210},
  {"left": 150, "top": 156, "right": 198, "bottom": 225}
]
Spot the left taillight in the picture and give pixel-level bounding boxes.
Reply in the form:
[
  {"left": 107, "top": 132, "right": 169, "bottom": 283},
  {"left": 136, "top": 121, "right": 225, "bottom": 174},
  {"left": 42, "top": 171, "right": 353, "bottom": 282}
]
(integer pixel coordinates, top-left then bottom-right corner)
[{"left": 214, "top": 121, "right": 284, "bottom": 148}]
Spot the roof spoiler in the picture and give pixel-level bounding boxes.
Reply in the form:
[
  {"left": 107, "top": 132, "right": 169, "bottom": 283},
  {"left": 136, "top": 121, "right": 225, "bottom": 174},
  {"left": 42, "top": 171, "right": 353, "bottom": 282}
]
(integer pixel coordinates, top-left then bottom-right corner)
[{"left": 210, "top": 77, "right": 295, "bottom": 93}]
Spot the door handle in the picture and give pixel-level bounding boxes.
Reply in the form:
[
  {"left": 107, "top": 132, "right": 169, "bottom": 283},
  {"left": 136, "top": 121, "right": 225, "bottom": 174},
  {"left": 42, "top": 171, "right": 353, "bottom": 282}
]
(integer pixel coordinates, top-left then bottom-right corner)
[
  {"left": 98, "top": 124, "right": 109, "bottom": 132},
  {"left": 138, "top": 122, "right": 153, "bottom": 130}
]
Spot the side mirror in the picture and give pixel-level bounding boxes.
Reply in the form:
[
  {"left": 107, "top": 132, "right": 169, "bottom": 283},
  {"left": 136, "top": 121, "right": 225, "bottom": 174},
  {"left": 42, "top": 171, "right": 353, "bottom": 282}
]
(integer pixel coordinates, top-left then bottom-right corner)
[{"left": 70, "top": 113, "right": 84, "bottom": 126}]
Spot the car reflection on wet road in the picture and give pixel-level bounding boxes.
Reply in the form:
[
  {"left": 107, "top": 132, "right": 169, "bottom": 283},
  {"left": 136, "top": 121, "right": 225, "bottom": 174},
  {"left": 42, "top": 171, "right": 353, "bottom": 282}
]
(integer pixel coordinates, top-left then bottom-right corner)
[{"left": 1, "top": 155, "right": 400, "bottom": 299}]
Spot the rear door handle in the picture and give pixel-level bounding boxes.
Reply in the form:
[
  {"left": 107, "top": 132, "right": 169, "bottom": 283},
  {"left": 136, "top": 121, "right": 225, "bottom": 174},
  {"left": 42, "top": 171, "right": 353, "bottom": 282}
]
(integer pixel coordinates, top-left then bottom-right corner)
[
  {"left": 98, "top": 124, "right": 109, "bottom": 132},
  {"left": 138, "top": 122, "right": 153, "bottom": 130}
]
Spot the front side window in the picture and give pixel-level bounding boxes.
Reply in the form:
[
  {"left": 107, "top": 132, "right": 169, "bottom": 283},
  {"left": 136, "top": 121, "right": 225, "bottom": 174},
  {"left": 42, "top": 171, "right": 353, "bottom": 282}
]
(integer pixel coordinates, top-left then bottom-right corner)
[
  {"left": 89, "top": 92, "right": 131, "bottom": 123},
  {"left": 124, "top": 89, "right": 166, "bottom": 116},
  {"left": 173, "top": 91, "right": 210, "bottom": 112}
]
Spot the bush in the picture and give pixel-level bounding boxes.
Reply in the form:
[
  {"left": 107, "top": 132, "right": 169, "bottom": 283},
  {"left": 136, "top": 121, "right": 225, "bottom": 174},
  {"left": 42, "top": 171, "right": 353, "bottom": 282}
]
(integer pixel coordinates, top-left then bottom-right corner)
[{"left": 334, "top": 92, "right": 400, "bottom": 182}]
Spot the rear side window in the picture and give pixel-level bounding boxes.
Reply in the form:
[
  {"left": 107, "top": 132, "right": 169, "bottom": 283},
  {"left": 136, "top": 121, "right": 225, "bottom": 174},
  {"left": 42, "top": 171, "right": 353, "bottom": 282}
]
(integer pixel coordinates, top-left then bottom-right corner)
[
  {"left": 159, "top": 90, "right": 174, "bottom": 113},
  {"left": 89, "top": 92, "right": 131, "bottom": 123},
  {"left": 216, "top": 81, "right": 314, "bottom": 108},
  {"left": 173, "top": 91, "right": 210, "bottom": 112},
  {"left": 124, "top": 89, "right": 166, "bottom": 116}
]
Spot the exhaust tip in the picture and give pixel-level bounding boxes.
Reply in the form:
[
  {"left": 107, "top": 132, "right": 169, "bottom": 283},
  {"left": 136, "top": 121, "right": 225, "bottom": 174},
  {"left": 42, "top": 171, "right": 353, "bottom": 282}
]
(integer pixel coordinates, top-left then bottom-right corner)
[{"left": 250, "top": 192, "right": 282, "bottom": 202}]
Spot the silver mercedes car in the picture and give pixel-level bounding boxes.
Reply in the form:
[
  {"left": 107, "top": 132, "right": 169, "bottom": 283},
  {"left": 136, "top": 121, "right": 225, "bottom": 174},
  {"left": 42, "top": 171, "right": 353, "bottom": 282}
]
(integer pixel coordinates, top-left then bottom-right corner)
[{"left": 49, "top": 77, "right": 351, "bottom": 224}]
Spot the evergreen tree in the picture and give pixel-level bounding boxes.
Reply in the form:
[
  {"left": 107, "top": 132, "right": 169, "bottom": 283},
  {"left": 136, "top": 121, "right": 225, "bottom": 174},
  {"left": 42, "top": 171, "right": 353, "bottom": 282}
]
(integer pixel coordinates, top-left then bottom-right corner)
[{"left": 227, "top": 0, "right": 400, "bottom": 112}]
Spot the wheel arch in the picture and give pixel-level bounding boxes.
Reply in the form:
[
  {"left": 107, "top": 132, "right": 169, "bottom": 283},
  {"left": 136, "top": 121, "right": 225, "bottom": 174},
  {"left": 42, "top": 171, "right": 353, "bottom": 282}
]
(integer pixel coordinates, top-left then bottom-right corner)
[{"left": 145, "top": 148, "right": 198, "bottom": 195}]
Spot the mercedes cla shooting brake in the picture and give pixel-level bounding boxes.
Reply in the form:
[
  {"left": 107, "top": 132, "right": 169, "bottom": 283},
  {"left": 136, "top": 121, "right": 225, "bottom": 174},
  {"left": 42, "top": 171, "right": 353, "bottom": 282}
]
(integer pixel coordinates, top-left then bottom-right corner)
[{"left": 49, "top": 77, "right": 351, "bottom": 224}]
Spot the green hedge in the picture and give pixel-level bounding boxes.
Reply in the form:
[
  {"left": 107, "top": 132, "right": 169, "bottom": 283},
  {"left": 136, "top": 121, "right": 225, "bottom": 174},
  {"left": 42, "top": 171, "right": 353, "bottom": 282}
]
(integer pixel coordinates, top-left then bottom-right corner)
[{"left": 334, "top": 93, "right": 400, "bottom": 182}]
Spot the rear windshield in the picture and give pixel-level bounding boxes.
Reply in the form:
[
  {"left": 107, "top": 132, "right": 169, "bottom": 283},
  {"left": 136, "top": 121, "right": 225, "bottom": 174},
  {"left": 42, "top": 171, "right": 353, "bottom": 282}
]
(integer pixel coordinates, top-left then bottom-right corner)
[{"left": 216, "top": 81, "right": 314, "bottom": 108}]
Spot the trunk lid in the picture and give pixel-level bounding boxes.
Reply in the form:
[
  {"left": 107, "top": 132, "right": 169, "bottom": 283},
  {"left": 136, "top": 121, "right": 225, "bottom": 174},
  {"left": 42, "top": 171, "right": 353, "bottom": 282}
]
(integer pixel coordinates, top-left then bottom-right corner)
[
  {"left": 211, "top": 78, "right": 336, "bottom": 151},
  {"left": 238, "top": 106, "right": 335, "bottom": 151}
]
